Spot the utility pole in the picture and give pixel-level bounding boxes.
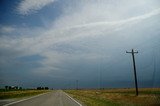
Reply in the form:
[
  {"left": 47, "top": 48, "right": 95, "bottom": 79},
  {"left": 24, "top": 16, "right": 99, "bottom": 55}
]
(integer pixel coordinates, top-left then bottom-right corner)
[
  {"left": 76, "top": 80, "right": 78, "bottom": 90},
  {"left": 126, "top": 49, "right": 139, "bottom": 96},
  {"left": 152, "top": 51, "right": 156, "bottom": 87},
  {"left": 99, "top": 69, "right": 102, "bottom": 90}
]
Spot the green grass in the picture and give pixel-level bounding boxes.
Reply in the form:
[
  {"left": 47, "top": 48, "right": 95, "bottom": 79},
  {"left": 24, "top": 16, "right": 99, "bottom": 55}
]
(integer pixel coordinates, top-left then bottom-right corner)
[
  {"left": 65, "top": 90, "right": 128, "bottom": 106},
  {"left": 70, "top": 93, "right": 123, "bottom": 106},
  {"left": 65, "top": 88, "right": 160, "bottom": 106},
  {"left": 0, "top": 89, "right": 51, "bottom": 99}
]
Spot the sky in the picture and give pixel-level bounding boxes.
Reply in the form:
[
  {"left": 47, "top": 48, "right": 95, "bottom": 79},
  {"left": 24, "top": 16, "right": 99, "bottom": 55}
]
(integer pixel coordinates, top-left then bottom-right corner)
[{"left": 0, "top": 0, "right": 160, "bottom": 89}]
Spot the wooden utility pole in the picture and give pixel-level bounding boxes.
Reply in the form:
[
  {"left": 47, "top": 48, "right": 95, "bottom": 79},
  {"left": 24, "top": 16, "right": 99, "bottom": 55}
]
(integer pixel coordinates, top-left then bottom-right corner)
[
  {"left": 76, "top": 80, "right": 78, "bottom": 90},
  {"left": 126, "top": 49, "right": 139, "bottom": 96}
]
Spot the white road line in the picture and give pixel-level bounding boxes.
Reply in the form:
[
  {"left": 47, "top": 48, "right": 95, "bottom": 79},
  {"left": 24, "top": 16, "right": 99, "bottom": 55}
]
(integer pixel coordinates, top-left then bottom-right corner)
[
  {"left": 3, "top": 92, "right": 50, "bottom": 106},
  {"left": 63, "top": 91, "right": 82, "bottom": 106}
]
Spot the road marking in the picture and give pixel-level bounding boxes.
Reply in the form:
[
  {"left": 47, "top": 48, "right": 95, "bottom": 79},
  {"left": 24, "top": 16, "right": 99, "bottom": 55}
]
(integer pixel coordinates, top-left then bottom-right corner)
[
  {"left": 4, "top": 92, "right": 50, "bottom": 106},
  {"left": 63, "top": 91, "right": 82, "bottom": 106}
]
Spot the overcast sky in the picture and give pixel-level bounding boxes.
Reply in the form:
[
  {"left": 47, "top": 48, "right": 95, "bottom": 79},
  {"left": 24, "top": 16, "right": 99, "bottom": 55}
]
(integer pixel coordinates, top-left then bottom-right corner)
[{"left": 0, "top": 0, "right": 160, "bottom": 89}]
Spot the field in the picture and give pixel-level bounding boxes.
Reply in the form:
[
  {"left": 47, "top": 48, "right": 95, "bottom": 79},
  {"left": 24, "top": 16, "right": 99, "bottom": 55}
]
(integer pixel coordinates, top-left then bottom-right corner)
[
  {"left": 65, "top": 88, "right": 160, "bottom": 106},
  {"left": 0, "top": 89, "right": 51, "bottom": 99}
]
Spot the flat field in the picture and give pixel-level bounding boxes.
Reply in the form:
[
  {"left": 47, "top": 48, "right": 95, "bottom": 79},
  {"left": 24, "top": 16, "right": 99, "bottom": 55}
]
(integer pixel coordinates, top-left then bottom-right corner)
[
  {"left": 65, "top": 88, "right": 160, "bottom": 106},
  {"left": 0, "top": 89, "right": 50, "bottom": 99}
]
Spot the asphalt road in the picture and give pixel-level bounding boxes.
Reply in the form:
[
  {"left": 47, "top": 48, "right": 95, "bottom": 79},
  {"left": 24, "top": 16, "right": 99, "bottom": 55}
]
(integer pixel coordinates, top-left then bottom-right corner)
[{"left": 3, "top": 90, "right": 82, "bottom": 106}]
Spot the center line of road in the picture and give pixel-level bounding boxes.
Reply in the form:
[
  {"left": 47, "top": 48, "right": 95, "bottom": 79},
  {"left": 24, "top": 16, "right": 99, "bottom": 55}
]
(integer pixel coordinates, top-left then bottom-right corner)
[{"left": 63, "top": 91, "right": 82, "bottom": 106}]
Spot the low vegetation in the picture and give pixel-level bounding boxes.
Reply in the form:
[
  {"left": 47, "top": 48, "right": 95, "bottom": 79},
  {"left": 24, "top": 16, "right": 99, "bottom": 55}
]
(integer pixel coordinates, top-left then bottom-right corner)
[
  {"left": 0, "top": 89, "right": 51, "bottom": 99},
  {"left": 65, "top": 88, "right": 160, "bottom": 106}
]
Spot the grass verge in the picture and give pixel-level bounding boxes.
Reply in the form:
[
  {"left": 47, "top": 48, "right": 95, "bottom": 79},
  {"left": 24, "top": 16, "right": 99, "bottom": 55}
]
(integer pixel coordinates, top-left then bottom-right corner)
[
  {"left": 0, "top": 90, "right": 51, "bottom": 99},
  {"left": 65, "top": 88, "right": 160, "bottom": 106}
]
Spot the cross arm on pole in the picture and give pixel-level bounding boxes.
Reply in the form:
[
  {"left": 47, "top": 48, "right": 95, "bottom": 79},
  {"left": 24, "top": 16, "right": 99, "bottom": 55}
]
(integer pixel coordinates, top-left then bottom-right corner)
[
  {"left": 126, "top": 49, "right": 138, "bottom": 54},
  {"left": 126, "top": 51, "right": 132, "bottom": 53}
]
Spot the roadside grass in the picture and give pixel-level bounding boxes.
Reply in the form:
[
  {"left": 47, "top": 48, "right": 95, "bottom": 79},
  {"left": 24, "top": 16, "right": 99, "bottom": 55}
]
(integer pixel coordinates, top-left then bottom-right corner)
[
  {"left": 65, "top": 88, "right": 160, "bottom": 106},
  {"left": 68, "top": 92, "right": 123, "bottom": 106},
  {"left": 0, "top": 89, "right": 51, "bottom": 99},
  {"left": 65, "top": 90, "right": 131, "bottom": 106}
]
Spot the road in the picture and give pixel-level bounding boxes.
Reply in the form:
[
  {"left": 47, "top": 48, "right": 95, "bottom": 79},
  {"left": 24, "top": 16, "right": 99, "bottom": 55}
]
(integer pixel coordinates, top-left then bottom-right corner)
[{"left": 3, "top": 90, "right": 82, "bottom": 106}]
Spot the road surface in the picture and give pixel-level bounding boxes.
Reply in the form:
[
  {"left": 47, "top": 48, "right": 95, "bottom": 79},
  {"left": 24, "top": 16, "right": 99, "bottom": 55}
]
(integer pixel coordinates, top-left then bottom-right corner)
[{"left": 3, "top": 90, "right": 82, "bottom": 106}]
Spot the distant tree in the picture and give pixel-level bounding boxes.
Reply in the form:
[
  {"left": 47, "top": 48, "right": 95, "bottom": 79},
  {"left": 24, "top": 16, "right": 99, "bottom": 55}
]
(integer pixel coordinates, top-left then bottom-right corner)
[
  {"left": 37, "top": 87, "right": 48, "bottom": 90},
  {"left": 5, "top": 86, "right": 8, "bottom": 90},
  {"left": 9, "top": 86, "right": 11, "bottom": 90},
  {"left": 37, "top": 87, "right": 41, "bottom": 90},
  {"left": 45, "top": 87, "right": 49, "bottom": 90},
  {"left": 15, "top": 86, "right": 18, "bottom": 89}
]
